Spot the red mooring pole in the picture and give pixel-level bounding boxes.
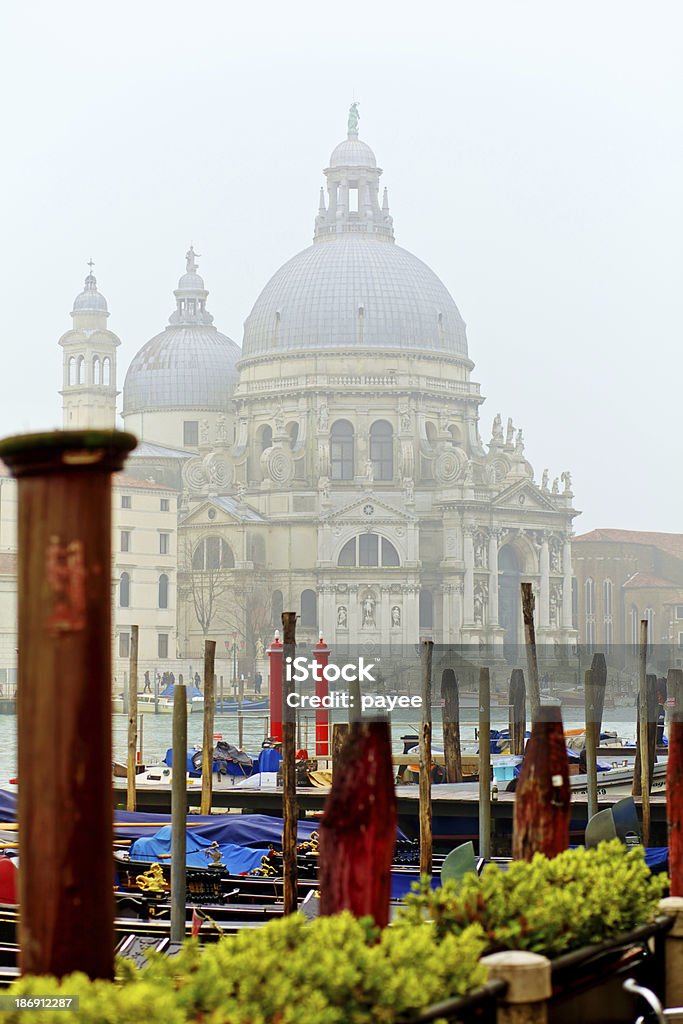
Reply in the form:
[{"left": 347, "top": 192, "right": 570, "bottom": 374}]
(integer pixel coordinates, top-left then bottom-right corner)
[
  {"left": 313, "top": 634, "right": 330, "bottom": 756},
  {"left": 267, "top": 632, "right": 283, "bottom": 742}
]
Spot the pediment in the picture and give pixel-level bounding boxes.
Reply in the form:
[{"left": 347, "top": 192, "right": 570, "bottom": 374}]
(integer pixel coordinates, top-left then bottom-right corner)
[
  {"left": 180, "top": 496, "right": 265, "bottom": 527},
  {"left": 491, "top": 479, "right": 558, "bottom": 512},
  {"left": 326, "top": 494, "right": 417, "bottom": 525}
]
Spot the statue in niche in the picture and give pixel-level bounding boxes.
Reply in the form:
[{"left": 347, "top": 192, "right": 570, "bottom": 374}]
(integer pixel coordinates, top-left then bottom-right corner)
[
  {"left": 506, "top": 418, "right": 514, "bottom": 445},
  {"left": 400, "top": 411, "right": 411, "bottom": 433},
  {"left": 362, "top": 594, "right": 376, "bottom": 628},
  {"left": 365, "top": 459, "right": 374, "bottom": 483},
  {"left": 492, "top": 413, "right": 503, "bottom": 441},
  {"left": 255, "top": 638, "right": 265, "bottom": 660},
  {"left": 391, "top": 606, "right": 401, "bottom": 627},
  {"left": 200, "top": 418, "right": 210, "bottom": 444},
  {"left": 474, "top": 535, "right": 487, "bottom": 568},
  {"left": 549, "top": 585, "right": 561, "bottom": 627},
  {"left": 274, "top": 406, "right": 285, "bottom": 435},
  {"left": 318, "top": 403, "right": 329, "bottom": 430},
  {"left": 337, "top": 605, "right": 348, "bottom": 628},
  {"left": 550, "top": 541, "right": 561, "bottom": 573},
  {"left": 216, "top": 413, "right": 227, "bottom": 443},
  {"left": 473, "top": 582, "right": 488, "bottom": 626},
  {"left": 403, "top": 477, "right": 414, "bottom": 502},
  {"left": 319, "top": 477, "right": 330, "bottom": 501}
]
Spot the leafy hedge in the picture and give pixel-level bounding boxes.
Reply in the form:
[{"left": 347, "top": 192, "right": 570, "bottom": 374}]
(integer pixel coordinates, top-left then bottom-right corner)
[
  {"left": 397, "top": 839, "right": 667, "bottom": 956},
  {"left": 2, "top": 912, "right": 487, "bottom": 1024}
]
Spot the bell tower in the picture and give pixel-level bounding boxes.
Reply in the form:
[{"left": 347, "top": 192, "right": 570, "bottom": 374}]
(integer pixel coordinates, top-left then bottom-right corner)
[{"left": 59, "top": 262, "right": 120, "bottom": 428}]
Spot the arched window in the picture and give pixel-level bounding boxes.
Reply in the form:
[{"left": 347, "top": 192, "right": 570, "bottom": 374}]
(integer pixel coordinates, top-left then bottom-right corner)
[
  {"left": 77, "top": 355, "right": 85, "bottom": 385},
  {"left": 585, "top": 578, "right": 595, "bottom": 650},
  {"left": 102, "top": 357, "right": 111, "bottom": 386},
  {"left": 287, "top": 422, "right": 299, "bottom": 449},
  {"left": 158, "top": 573, "right": 169, "bottom": 609},
  {"left": 272, "top": 589, "right": 284, "bottom": 628},
  {"left": 93, "top": 356, "right": 101, "bottom": 385},
  {"left": 419, "top": 590, "right": 433, "bottom": 629},
  {"left": 68, "top": 356, "right": 77, "bottom": 385},
  {"left": 448, "top": 424, "right": 462, "bottom": 445},
  {"left": 369, "top": 420, "right": 393, "bottom": 480},
  {"left": 191, "top": 536, "right": 234, "bottom": 570},
  {"left": 259, "top": 425, "right": 272, "bottom": 451},
  {"left": 603, "top": 578, "right": 613, "bottom": 651},
  {"left": 300, "top": 589, "right": 317, "bottom": 627},
  {"left": 629, "top": 604, "right": 639, "bottom": 647},
  {"left": 119, "top": 572, "right": 130, "bottom": 608},
  {"left": 330, "top": 420, "right": 354, "bottom": 480},
  {"left": 336, "top": 534, "right": 401, "bottom": 567}
]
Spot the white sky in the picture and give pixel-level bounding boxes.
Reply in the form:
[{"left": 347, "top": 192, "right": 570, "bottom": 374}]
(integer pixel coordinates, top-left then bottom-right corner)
[{"left": 1, "top": 1, "right": 681, "bottom": 533}]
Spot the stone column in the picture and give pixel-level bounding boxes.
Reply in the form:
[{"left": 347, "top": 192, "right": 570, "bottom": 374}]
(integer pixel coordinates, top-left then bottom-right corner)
[
  {"left": 319, "top": 584, "right": 335, "bottom": 642},
  {"left": 488, "top": 531, "right": 499, "bottom": 626},
  {"left": 348, "top": 585, "right": 359, "bottom": 641},
  {"left": 659, "top": 896, "right": 683, "bottom": 1009},
  {"left": 404, "top": 583, "right": 419, "bottom": 643},
  {"left": 463, "top": 528, "right": 475, "bottom": 625},
  {"left": 441, "top": 584, "right": 451, "bottom": 644},
  {"left": 540, "top": 536, "right": 550, "bottom": 628},
  {"left": 562, "top": 538, "right": 573, "bottom": 629},
  {"left": 380, "top": 585, "right": 391, "bottom": 644},
  {"left": 482, "top": 950, "right": 552, "bottom": 1024}
]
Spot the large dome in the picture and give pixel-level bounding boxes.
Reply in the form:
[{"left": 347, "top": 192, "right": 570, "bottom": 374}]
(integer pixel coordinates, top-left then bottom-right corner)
[
  {"left": 123, "top": 248, "right": 241, "bottom": 415},
  {"left": 242, "top": 236, "right": 468, "bottom": 359},
  {"left": 241, "top": 118, "right": 468, "bottom": 361}
]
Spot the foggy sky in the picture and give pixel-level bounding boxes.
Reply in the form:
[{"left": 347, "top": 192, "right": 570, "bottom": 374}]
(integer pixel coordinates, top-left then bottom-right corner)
[{"left": 1, "top": 1, "right": 681, "bottom": 533}]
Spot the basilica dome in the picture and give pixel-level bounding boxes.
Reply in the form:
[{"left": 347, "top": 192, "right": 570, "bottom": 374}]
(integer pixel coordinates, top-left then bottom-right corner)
[
  {"left": 241, "top": 121, "right": 468, "bottom": 361},
  {"left": 123, "top": 249, "right": 241, "bottom": 415}
]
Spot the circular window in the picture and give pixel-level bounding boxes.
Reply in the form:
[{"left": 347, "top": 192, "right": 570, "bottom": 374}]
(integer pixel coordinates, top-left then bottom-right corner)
[{"left": 208, "top": 508, "right": 216, "bottom": 520}]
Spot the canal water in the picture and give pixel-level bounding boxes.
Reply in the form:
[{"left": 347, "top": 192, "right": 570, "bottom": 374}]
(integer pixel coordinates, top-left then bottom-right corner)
[{"left": 0, "top": 706, "right": 640, "bottom": 789}]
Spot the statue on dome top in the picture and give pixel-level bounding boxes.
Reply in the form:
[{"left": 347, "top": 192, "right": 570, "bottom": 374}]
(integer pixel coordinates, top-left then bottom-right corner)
[
  {"left": 348, "top": 102, "right": 360, "bottom": 134},
  {"left": 185, "top": 246, "right": 199, "bottom": 273}
]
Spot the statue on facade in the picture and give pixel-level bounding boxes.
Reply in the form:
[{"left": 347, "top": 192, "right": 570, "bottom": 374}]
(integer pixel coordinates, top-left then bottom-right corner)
[
  {"left": 473, "top": 581, "right": 488, "bottom": 626},
  {"left": 255, "top": 637, "right": 265, "bottom": 660},
  {"left": 337, "top": 605, "right": 348, "bottom": 628},
  {"left": 348, "top": 101, "right": 360, "bottom": 134},
  {"left": 492, "top": 413, "right": 503, "bottom": 441},
  {"left": 319, "top": 477, "right": 330, "bottom": 501},
  {"left": 200, "top": 418, "right": 210, "bottom": 444},
  {"left": 400, "top": 410, "right": 411, "bottom": 433},
  {"left": 474, "top": 535, "right": 487, "bottom": 568},
  {"left": 236, "top": 481, "right": 247, "bottom": 503},
  {"left": 552, "top": 478, "right": 559, "bottom": 495},
  {"left": 549, "top": 587, "right": 559, "bottom": 627},
  {"left": 216, "top": 413, "right": 227, "bottom": 444},
  {"left": 515, "top": 429, "right": 524, "bottom": 454},
  {"left": 506, "top": 418, "right": 514, "bottom": 445},
  {"left": 365, "top": 459, "right": 374, "bottom": 483},
  {"left": 391, "top": 606, "right": 401, "bottom": 627},
  {"left": 274, "top": 405, "right": 285, "bottom": 435},
  {"left": 362, "top": 594, "right": 375, "bottom": 628},
  {"left": 186, "top": 245, "right": 199, "bottom": 273},
  {"left": 561, "top": 470, "right": 573, "bottom": 494},
  {"left": 403, "top": 477, "right": 414, "bottom": 502},
  {"left": 318, "top": 403, "right": 329, "bottom": 430},
  {"left": 541, "top": 468, "right": 549, "bottom": 491}
]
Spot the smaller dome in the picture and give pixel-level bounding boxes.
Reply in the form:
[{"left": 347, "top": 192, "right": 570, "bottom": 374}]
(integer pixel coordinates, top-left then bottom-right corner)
[
  {"left": 176, "top": 271, "right": 206, "bottom": 292},
  {"left": 72, "top": 272, "right": 108, "bottom": 314},
  {"left": 329, "top": 137, "right": 377, "bottom": 168}
]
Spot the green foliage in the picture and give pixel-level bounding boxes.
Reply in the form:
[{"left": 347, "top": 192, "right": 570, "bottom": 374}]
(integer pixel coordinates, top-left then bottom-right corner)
[
  {"left": 3, "top": 912, "right": 487, "bottom": 1024},
  {"left": 397, "top": 839, "right": 667, "bottom": 957}
]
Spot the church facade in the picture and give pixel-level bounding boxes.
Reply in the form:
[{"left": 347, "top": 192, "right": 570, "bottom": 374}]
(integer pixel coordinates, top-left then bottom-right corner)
[{"left": 114, "top": 110, "right": 578, "bottom": 672}]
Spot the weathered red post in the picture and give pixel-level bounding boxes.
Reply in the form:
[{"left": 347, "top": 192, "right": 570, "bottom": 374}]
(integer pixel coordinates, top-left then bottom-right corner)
[
  {"left": 0, "top": 429, "right": 136, "bottom": 979},
  {"left": 441, "top": 668, "right": 462, "bottom": 783},
  {"left": 508, "top": 668, "right": 526, "bottom": 756},
  {"left": 319, "top": 719, "right": 397, "bottom": 927},
  {"left": 513, "top": 705, "right": 570, "bottom": 861},
  {"left": 281, "top": 611, "right": 298, "bottom": 915},
  {"left": 313, "top": 634, "right": 330, "bottom": 756},
  {"left": 667, "top": 668, "right": 683, "bottom": 895},
  {"left": 267, "top": 630, "right": 283, "bottom": 743}
]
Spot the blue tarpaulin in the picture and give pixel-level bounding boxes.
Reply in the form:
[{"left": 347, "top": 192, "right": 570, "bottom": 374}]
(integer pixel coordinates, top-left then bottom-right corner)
[
  {"left": 114, "top": 811, "right": 321, "bottom": 845},
  {"left": 129, "top": 826, "right": 266, "bottom": 873}
]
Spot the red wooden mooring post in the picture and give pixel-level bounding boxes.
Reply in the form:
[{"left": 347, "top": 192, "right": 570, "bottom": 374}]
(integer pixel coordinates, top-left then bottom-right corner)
[
  {"left": 513, "top": 705, "right": 571, "bottom": 861},
  {"left": 0, "top": 429, "right": 136, "bottom": 979},
  {"left": 319, "top": 719, "right": 397, "bottom": 927},
  {"left": 267, "top": 631, "right": 283, "bottom": 743},
  {"left": 667, "top": 668, "right": 683, "bottom": 895},
  {"left": 313, "top": 634, "right": 330, "bottom": 756}
]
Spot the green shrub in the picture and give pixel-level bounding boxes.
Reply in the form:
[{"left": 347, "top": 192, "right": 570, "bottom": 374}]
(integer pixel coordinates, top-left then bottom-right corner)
[
  {"left": 397, "top": 839, "right": 667, "bottom": 957},
  {"left": 3, "top": 912, "right": 487, "bottom": 1024}
]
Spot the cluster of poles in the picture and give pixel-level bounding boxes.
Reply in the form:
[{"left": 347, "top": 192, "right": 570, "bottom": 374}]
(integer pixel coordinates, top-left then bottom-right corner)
[{"left": 0, "top": 428, "right": 682, "bottom": 984}]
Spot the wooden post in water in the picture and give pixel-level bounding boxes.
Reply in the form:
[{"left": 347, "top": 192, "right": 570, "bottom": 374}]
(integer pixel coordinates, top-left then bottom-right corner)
[
  {"left": 636, "top": 621, "right": 651, "bottom": 845},
  {"left": 667, "top": 668, "right": 683, "bottom": 895},
  {"left": 521, "top": 583, "right": 541, "bottom": 721},
  {"left": 171, "top": 682, "right": 187, "bottom": 942},
  {"left": 319, "top": 720, "right": 397, "bottom": 926},
  {"left": 479, "top": 667, "right": 492, "bottom": 860},
  {"left": 127, "top": 625, "right": 139, "bottom": 811},
  {"left": 0, "top": 428, "right": 136, "bottom": 979},
  {"left": 281, "top": 611, "right": 298, "bottom": 914},
  {"left": 509, "top": 668, "right": 526, "bottom": 756},
  {"left": 590, "top": 653, "right": 607, "bottom": 737},
  {"left": 584, "top": 669, "right": 599, "bottom": 821},
  {"left": 441, "top": 668, "right": 462, "bottom": 783},
  {"left": 138, "top": 713, "right": 144, "bottom": 766},
  {"left": 419, "top": 640, "right": 433, "bottom": 875},
  {"left": 513, "top": 705, "right": 570, "bottom": 861},
  {"left": 200, "top": 640, "right": 216, "bottom": 816}
]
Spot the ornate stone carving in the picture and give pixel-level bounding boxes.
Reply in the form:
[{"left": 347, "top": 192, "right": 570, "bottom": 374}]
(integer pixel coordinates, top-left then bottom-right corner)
[
  {"left": 399, "top": 440, "right": 415, "bottom": 479},
  {"left": 337, "top": 605, "right": 348, "bottom": 628},
  {"left": 391, "top": 605, "right": 401, "bottom": 627},
  {"left": 474, "top": 531, "right": 488, "bottom": 568},
  {"left": 361, "top": 591, "right": 376, "bottom": 628},
  {"left": 491, "top": 413, "right": 503, "bottom": 442},
  {"left": 474, "top": 580, "right": 488, "bottom": 626},
  {"left": 549, "top": 582, "right": 562, "bottom": 626},
  {"left": 433, "top": 447, "right": 465, "bottom": 486},
  {"left": 318, "top": 402, "right": 329, "bottom": 431},
  {"left": 182, "top": 456, "right": 207, "bottom": 492},
  {"left": 202, "top": 452, "right": 232, "bottom": 491},
  {"left": 317, "top": 441, "right": 330, "bottom": 478},
  {"left": 260, "top": 445, "right": 294, "bottom": 486}
]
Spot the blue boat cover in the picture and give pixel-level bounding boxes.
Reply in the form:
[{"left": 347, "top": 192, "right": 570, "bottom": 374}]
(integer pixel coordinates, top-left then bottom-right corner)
[
  {"left": 160, "top": 683, "right": 203, "bottom": 700},
  {"left": 129, "top": 826, "right": 266, "bottom": 874},
  {"left": 114, "top": 811, "right": 320, "bottom": 845}
]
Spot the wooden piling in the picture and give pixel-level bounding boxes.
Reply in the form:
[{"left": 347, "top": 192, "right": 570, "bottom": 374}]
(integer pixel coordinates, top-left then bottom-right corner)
[
  {"left": 319, "top": 720, "right": 397, "bottom": 927},
  {"left": 441, "top": 668, "right": 462, "bottom": 783},
  {"left": 590, "top": 652, "right": 607, "bottom": 734},
  {"left": 521, "top": 583, "right": 541, "bottom": 721},
  {"left": 636, "top": 621, "right": 651, "bottom": 845},
  {"left": 508, "top": 668, "right": 526, "bottom": 756},
  {"left": 127, "top": 624, "right": 139, "bottom": 811},
  {"left": 0, "top": 428, "right": 136, "bottom": 979},
  {"left": 200, "top": 640, "right": 216, "bottom": 816},
  {"left": 584, "top": 669, "right": 599, "bottom": 821},
  {"left": 667, "top": 669, "right": 683, "bottom": 895},
  {"left": 513, "top": 705, "right": 570, "bottom": 861},
  {"left": 281, "top": 611, "right": 298, "bottom": 915},
  {"left": 419, "top": 639, "right": 433, "bottom": 875},
  {"left": 479, "top": 667, "right": 492, "bottom": 860},
  {"left": 171, "top": 682, "right": 187, "bottom": 942}
]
